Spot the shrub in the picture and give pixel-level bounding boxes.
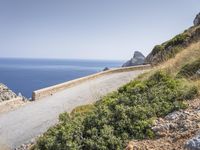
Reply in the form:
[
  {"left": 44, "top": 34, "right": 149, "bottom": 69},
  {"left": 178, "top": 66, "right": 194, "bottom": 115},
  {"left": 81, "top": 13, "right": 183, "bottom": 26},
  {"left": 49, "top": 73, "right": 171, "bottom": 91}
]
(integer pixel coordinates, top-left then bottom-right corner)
[
  {"left": 164, "top": 33, "right": 189, "bottom": 48},
  {"left": 151, "top": 45, "right": 164, "bottom": 55},
  {"left": 177, "top": 58, "right": 200, "bottom": 78},
  {"left": 33, "top": 71, "right": 198, "bottom": 150}
]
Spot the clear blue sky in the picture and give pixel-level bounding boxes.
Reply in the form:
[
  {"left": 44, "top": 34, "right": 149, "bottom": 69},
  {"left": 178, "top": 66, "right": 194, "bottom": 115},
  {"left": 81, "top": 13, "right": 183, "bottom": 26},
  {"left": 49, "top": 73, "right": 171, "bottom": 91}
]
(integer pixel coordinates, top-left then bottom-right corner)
[{"left": 0, "top": 0, "right": 199, "bottom": 60}]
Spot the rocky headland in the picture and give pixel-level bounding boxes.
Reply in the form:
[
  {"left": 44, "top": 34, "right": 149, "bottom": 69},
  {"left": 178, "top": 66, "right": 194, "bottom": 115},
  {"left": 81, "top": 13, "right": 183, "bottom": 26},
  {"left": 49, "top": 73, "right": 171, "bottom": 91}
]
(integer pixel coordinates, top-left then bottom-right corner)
[{"left": 122, "top": 51, "right": 145, "bottom": 67}]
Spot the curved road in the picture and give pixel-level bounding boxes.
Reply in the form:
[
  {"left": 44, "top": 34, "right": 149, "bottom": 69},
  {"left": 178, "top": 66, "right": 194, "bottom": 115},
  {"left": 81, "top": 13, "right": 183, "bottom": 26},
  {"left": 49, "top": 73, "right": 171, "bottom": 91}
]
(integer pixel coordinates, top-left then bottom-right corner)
[{"left": 0, "top": 70, "right": 146, "bottom": 149}]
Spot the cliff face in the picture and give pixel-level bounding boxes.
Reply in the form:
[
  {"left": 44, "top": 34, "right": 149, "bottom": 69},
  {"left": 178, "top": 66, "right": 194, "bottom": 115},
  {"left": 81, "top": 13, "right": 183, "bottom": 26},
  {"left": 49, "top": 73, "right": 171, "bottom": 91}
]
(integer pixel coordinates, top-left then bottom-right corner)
[
  {"left": 122, "top": 51, "right": 145, "bottom": 67},
  {"left": 194, "top": 12, "right": 200, "bottom": 26},
  {"left": 145, "top": 13, "right": 200, "bottom": 65},
  {"left": 0, "top": 83, "right": 17, "bottom": 102}
]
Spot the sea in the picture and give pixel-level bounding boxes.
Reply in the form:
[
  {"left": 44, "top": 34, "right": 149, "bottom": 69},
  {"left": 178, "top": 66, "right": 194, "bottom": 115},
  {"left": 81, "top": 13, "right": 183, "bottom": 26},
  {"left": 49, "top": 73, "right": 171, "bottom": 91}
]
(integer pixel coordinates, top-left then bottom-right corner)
[{"left": 0, "top": 58, "right": 124, "bottom": 98}]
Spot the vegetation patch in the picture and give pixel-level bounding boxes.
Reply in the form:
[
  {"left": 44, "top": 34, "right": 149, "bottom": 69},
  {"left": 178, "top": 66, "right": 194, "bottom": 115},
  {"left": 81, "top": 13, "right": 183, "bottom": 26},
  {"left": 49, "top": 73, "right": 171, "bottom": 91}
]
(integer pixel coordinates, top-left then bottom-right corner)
[
  {"left": 177, "top": 58, "right": 200, "bottom": 79},
  {"left": 151, "top": 45, "right": 164, "bottom": 55},
  {"left": 164, "top": 33, "right": 189, "bottom": 48},
  {"left": 33, "top": 71, "right": 198, "bottom": 150}
]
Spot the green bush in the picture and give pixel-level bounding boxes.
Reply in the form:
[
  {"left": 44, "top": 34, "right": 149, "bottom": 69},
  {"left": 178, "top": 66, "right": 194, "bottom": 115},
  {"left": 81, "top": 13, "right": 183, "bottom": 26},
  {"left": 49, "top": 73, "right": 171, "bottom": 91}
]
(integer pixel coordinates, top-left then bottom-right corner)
[
  {"left": 151, "top": 45, "right": 164, "bottom": 55},
  {"left": 165, "top": 33, "right": 189, "bottom": 48},
  {"left": 33, "top": 71, "right": 198, "bottom": 150},
  {"left": 149, "top": 33, "right": 190, "bottom": 64},
  {"left": 177, "top": 58, "right": 200, "bottom": 78}
]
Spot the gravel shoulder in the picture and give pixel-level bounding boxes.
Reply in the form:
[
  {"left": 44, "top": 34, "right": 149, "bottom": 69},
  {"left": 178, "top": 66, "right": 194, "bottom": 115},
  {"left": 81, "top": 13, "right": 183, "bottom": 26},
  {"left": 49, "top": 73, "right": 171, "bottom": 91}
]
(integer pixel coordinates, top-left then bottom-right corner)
[{"left": 0, "top": 70, "right": 145, "bottom": 149}]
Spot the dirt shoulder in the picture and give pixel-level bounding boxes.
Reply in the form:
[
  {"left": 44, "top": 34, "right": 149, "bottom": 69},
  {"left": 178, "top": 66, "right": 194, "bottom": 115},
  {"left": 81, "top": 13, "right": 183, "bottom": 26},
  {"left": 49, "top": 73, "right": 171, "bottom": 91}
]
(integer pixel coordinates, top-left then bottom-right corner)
[{"left": 0, "top": 97, "right": 29, "bottom": 115}]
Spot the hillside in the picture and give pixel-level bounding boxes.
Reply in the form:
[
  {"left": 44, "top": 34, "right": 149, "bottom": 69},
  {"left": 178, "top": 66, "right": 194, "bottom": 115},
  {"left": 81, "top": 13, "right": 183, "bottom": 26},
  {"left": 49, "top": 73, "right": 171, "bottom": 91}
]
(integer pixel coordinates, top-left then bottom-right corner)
[
  {"left": 145, "top": 14, "right": 200, "bottom": 65},
  {"left": 31, "top": 14, "right": 200, "bottom": 150}
]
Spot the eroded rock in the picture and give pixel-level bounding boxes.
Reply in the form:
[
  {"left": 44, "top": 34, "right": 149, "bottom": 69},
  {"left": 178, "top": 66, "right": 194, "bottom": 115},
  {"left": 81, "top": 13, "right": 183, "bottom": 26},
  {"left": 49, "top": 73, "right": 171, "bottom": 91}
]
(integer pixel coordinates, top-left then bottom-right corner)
[{"left": 194, "top": 12, "right": 200, "bottom": 26}]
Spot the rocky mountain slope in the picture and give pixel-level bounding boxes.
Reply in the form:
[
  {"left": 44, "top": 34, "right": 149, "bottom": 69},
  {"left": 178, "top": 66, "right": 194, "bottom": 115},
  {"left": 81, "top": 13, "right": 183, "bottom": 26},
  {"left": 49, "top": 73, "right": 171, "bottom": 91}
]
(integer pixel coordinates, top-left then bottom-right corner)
[
  {"left": 145, "top": 14, "right": 200, "bottom": 65},
  {"left": 126, "top": 13, "right": 200, "bottom": 150},
  {"left": 0, "top": 83, "right": 17, "bottom": 102},
  {"left": 122, "top": 51, "right": 145, "bottom": 67}
]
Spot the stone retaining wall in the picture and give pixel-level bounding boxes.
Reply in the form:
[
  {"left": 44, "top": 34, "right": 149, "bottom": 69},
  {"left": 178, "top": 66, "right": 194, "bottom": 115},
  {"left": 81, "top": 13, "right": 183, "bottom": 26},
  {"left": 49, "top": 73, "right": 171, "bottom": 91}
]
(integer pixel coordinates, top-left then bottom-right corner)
[{"left": 32, "top": 65, "right": 151, "bottom": 100}]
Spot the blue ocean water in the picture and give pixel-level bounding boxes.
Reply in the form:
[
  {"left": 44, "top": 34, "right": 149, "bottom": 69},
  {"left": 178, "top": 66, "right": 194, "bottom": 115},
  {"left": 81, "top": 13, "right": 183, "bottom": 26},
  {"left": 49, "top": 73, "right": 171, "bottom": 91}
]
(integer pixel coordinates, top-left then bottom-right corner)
[{"left": 0, "top": 58, "right": 123, "bottom": 98}]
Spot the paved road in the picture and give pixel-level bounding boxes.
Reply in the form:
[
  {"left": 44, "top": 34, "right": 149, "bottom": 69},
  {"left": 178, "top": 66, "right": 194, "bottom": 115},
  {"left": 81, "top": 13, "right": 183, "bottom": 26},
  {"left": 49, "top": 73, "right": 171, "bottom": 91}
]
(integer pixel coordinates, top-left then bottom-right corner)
[{"left": 0, "top": 70, "right": 146, "bottom": 149}]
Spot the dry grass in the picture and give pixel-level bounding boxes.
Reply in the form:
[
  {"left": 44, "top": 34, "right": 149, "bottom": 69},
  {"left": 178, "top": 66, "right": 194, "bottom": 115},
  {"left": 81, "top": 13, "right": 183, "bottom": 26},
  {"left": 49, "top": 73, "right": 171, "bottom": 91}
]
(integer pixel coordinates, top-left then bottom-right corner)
[
  {"left": 156, "top": 41, "right": 200, "bottom": 75},
  {"left": 136, "top": 42, "right": 200, "bottom": 92},
  {"left": 70, "top": 104, "right": 95, "bottom": 118}
]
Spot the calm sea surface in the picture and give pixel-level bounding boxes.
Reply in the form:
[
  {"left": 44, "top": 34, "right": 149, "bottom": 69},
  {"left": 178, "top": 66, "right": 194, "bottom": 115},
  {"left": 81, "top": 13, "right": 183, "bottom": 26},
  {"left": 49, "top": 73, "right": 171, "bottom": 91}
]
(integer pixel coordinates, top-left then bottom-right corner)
[{"left": 0, "top": 58, "right": 123, "bottom": 98}]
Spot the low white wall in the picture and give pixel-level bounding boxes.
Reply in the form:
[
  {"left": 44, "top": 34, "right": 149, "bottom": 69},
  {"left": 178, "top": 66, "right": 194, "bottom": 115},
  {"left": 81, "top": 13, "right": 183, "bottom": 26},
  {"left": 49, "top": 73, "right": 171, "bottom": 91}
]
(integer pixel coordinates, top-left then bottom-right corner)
[{"left": 32, "top": 65, "right": 151, "bottom": 100}]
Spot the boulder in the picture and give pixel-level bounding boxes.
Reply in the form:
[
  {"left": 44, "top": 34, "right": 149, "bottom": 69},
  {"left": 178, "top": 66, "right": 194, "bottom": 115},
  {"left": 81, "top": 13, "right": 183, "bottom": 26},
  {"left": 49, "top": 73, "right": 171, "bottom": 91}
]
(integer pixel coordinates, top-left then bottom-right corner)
[
  {"left": 194, "top": 12, "right": 200, "bottom": 26},
  {"left": 122, "top": 51, "right": 145, "bottom": 67}
]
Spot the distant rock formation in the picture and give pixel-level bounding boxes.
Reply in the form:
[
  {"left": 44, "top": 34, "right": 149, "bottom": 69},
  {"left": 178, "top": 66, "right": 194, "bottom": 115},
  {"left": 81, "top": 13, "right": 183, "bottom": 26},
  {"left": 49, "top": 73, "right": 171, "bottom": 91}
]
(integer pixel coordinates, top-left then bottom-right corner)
[
  {"left": 194, "top": 12, "right": 200, "bottom": 26},
  {"left": 103, "top": 67, "right": 109, "bottom": 71},
  {"left": 0, "top": 83, "right": 17, "bottom": 102},
  {"left": 122, "top": 51, "right": 145, "bottom": 67}
]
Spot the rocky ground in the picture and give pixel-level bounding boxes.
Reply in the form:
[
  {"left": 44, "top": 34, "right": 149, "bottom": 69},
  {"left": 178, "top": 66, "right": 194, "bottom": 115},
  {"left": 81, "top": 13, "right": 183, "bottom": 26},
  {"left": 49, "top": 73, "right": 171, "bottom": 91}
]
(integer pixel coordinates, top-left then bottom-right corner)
[
  {"left": 15, "top": 139, "right": 36, "bottom": 150},
  {"left": 0, "top": 83, "right": 17, "bottom": 102},
  {"left": 126, "top": 98, "right": 200, "bottom": 150},
  {"left": 0, "top": 83, "right": 29, "bottom": 114}
]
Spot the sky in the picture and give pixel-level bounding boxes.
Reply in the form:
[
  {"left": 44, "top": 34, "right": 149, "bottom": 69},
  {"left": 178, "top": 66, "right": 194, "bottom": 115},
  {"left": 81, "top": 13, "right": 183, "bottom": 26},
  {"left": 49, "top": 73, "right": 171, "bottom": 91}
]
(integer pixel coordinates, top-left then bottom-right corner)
[{"left": 0, "top": 0, "right": 199, "bottom": 60}]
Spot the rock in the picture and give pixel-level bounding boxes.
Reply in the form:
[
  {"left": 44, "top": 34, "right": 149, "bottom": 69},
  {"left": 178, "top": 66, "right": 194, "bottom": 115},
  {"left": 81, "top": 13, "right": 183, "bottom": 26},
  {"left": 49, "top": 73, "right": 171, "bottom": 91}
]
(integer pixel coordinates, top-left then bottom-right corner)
[
  {"left": 122, "top": 51, "right": 145, "bottom": 67},
  {"left": 185, "top": 134, "right": 200, "bottom": 150},
  {"left": 18, "top": 92, "right": 28, "bottom": 101},
  {"left": 165, "top": 111, "right": 182, "bottom": 120},
  {"left": 103, "top": 67, "right": 109, "bottom": 71},
  {"left": 194, "top": 12, "right": 200, "bottom": 26},
  {"left": 0, "top": 83, "right": 17, "bottom": 102},
  {"left": 196, "top": 69, "right": 200, "bottom": 75}
]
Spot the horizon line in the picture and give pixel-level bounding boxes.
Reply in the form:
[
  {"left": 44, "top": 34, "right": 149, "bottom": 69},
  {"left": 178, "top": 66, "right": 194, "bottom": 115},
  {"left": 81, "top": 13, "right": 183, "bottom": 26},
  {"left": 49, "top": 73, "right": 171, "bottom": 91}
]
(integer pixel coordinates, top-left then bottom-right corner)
[{"left": 0, "top": 56, "right": 126, "bottom": 62}]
